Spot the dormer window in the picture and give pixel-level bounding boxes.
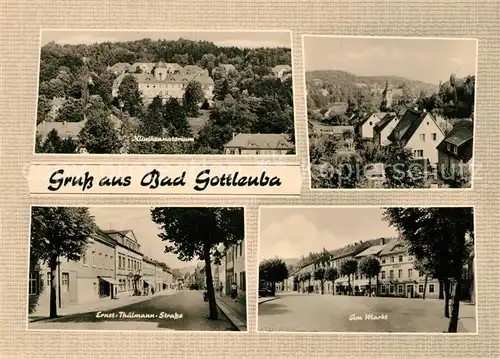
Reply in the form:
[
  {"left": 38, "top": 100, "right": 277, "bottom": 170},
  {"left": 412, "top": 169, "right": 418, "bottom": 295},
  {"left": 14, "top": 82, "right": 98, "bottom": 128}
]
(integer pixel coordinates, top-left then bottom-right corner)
[{"left": 453, "top": 145, "right": 458, "bottom": 154}]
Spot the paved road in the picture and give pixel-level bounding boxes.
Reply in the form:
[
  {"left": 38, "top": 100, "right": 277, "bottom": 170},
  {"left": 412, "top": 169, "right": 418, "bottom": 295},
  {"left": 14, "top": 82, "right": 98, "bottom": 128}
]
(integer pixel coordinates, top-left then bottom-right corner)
[
  {"left": 258, "top": 293, "right": 476, "bottom": 333},
  {"left": 29, "top": 290, "right": 237, "bottom": 331}
]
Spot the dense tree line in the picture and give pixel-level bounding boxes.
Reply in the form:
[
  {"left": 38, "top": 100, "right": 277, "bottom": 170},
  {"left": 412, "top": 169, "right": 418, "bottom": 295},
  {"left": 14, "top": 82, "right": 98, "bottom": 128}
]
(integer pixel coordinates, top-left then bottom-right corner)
[{"left": 36, "top": 38, "right": 293, "bottom": 154}]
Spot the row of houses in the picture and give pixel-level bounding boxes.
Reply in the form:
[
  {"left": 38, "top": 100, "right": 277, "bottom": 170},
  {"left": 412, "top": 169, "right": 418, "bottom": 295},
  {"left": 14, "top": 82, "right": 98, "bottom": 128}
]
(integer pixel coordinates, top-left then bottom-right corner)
[
  {"left": 282, "top": 237, "right": 475, "bottom": 302},
  {"left": 192, "top": 239, "right": 246, "bottom": 297},
  {"left": 29, "top": 228, "right": 175, "bottom": 314}
]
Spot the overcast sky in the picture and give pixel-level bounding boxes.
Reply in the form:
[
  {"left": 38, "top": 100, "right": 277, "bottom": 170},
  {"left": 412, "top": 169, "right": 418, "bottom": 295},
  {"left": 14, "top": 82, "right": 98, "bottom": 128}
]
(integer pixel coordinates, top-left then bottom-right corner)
[
  {"left": 303, "top": 36, "right": 477, "bottom": 84},
  {"left": 89, "top": 207, "right": 199, "bottom": 269},
  {"left": 259, "top": 207, "right": 398, "bottom": 261},
  {"left": 41, "top": 30, "right": 291, "bottom": 49}
]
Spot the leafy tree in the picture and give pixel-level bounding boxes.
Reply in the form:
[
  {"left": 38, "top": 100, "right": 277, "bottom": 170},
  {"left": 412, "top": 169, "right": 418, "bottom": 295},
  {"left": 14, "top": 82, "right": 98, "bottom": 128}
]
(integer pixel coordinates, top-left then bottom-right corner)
[
  {"left": 56, "top": 98, "right": 85, "bottom": 122},
  {"left": 340, "top": 259, "right": 358, "bottom": 295},
  {"left": 39, "top": 78, "right": 66, "bottom": 99},
  {"left": 30, "top": 207, "right": 96, "bottom": 318},
  {"left": 302, "top": 272, "right": 312, "bottom": 293},
  {"left": 383, "top": 207, "right": 474, "bottom": 332},
  {"left": 37, "top": 95, "right": 53, "bottom": 124},
  {"left": 183, "top": 81, "right": 205, "bottom": 117},
  {"left": 79, "top": 96, "right": 121, "bottom": 153},
  {"left": 39, "top": 129, "right": 78, "bottom": 154},
  {"left": 325, "top": 267, "right": 339, "bottom": 295},
  {"left": 259, "top": 258, "right": 289, "bottom": 296},
  {"left": 150, "top": 207, "right": 244, "bottom": 320},
  {"left": 313, "top": 267, "right": 326, "bottom": 294},
  {"left": 117, "top": 74, "right": 143, "bottom": 117},
  {"left": 383, "top": 142, "right": 426, "bottom": 188},
  {"left": 359, "top": 256, "right": 382, "bottom": 297},
  {"left": 293, "top": 275, "right": 300, "bottom": 292},
  {"left": 413, "top": 259, "right": 430, "bottom": 299},
  {"left": 163, "top": 97, "right": 192, "bottom": 137},
  {"left": 139, "top": 96, "right": 164, "bottom": 137}
]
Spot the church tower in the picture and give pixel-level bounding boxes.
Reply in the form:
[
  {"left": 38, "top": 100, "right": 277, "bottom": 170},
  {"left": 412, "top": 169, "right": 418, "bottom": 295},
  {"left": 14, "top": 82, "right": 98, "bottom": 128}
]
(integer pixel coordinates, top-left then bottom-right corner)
[{"left": 382, "top": 80, "right": 393, "bottom": 110}]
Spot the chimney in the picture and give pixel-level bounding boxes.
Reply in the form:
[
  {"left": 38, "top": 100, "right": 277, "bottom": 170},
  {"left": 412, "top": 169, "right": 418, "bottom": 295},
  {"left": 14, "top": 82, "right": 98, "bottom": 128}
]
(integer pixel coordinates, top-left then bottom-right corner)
[{"left": 232, "top": 132, "right": 237, "bottom": 139}]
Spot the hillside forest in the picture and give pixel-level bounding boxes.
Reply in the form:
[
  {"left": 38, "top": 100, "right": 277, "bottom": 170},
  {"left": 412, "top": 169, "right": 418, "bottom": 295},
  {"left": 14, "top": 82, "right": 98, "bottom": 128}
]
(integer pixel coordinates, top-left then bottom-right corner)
[{"left": 35, "top": 38, "right": 295, "bottom": 154}]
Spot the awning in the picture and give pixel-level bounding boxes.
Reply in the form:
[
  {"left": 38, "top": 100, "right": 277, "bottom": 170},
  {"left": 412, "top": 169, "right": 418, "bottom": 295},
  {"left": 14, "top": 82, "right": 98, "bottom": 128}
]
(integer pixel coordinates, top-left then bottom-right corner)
[
  {"left": 143, "top": 280, "right": 154, "bottom": 286},
  {"left": 99, "top": 277, "right": 119, "bottom": 285}
]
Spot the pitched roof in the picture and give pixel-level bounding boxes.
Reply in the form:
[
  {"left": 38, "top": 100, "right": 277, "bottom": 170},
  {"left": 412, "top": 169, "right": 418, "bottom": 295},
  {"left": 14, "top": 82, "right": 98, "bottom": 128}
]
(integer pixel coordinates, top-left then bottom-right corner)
[
  {"left": 224, "top": 133, "right": 294, "bottom": 150},
  {"left": 387, "top": 108, "right": 441, "bottom": 144},
  {"left": 373, "top": 113, "right": 398, "bottom": 132},
  {"left": 354, "top": 244, "right": 385, "bottom": 258},
  {"left": 436, "top": 119, "right": 474, "bottom": 162},
  {"left": 133, "top": 72, "right": 214, "bottom": 85},
  {"left": 379, "top": 238, "right": 407, "bottom": 256},
  {"left": 272, "top": 65, "right": 292, "bottom": 72},
  {"left": 357, "top": 112, "right": 386, "bottom": 126},
  {"left": 309, "top": 121, "right": 354, "bottom": 134},
  {"left": 36, "top": 120, "right": 87, "bottom": 140}
]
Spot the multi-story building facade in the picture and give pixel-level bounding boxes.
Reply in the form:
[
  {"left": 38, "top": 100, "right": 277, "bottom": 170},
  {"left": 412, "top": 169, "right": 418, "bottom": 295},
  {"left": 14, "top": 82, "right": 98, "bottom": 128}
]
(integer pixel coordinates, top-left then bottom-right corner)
[
  {"left": 220, "top": 240, "right": 246, "bottom": 296},
  {"left": 141, "top": 256, "right": 156, "bottom": 295},
  {"left": 112, "top": 61, "right": 214, "bottom": 104},
  {"left": 104, "top": 230, "right": 144, "bottom": 297},
  {"left": 377, "top": 238, "right": 440, "bottom": 299},
  {"left": 223, "top": 133, "right": 294, "bottom": 155},
  {"left": 29, "top": 229, "right": 118, "bottom": 314}
]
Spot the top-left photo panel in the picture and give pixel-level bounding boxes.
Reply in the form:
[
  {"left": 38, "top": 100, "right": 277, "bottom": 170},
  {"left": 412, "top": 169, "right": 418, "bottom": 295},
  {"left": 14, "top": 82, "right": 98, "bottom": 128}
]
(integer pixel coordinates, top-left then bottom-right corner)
[{"left": 34, "top": 30, "right": 296, "bottom": 156}]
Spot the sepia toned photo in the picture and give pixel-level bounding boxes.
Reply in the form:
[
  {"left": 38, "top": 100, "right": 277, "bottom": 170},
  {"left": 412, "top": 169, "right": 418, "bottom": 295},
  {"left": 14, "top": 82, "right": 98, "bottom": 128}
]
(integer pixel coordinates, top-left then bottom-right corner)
[
  {"left": 304, "top": 36, "right": 477, "bottom": 189},
  {"left": 34, "top": 30, "right": 295, "bottom": 156},
  {"left": 258, "top": 206, "right": 476, "bottom": 333},
  {"left": 28, "top": 206, "right": 247, "bottom": 331}
]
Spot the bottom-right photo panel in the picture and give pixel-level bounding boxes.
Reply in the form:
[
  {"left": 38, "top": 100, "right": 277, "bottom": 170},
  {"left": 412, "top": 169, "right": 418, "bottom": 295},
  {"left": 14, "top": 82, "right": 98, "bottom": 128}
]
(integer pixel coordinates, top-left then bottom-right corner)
[{"left": 257, "top": 206, "right": 476, "bottom": 334}]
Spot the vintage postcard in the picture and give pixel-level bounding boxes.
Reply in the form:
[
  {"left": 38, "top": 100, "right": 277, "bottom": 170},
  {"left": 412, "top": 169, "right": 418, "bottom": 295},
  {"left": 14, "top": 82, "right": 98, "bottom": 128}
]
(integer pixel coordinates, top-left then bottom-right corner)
[
  {"left": 28, "top": 206, "right": 247, "bottom": 331},
  {"left": 304, "top": 36, "right": 477, "bottom": 189},
  {"left": 34, "top": 30, "right": 296, "bottom": 156},
  {"left": 258, "top": 206, "right": 476, "bottom": 333}
]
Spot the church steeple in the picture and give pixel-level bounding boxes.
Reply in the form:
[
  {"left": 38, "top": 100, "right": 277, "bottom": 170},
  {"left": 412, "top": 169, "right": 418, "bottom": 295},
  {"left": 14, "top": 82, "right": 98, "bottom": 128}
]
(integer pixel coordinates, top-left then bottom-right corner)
[{"left": 382, "top": 80, "right": 393, "bottom": 110}]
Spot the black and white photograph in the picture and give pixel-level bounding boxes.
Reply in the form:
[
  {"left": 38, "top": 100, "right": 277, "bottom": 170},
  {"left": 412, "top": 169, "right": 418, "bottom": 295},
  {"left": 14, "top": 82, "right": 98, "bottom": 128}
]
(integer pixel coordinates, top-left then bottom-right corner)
[
  {"left": 305, "top": 36, "right": 477, "bottom": 189},
  {"left": 28, "top": 206, "right": 247, "bottom": 331},
  {"left": 34, "top": 30, "right": 295, "bottom": 155},
  {"left": 258, "top": 206, "right": 476, "bottom": 333}
]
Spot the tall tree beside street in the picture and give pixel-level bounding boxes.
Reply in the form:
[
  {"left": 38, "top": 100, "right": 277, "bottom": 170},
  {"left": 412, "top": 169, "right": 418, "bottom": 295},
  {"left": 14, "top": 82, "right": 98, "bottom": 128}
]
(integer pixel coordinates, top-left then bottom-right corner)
[
  {"left": 325, "top": 267, "right": 339, "bottom": 295},
  {"left": 359, "top": 256, "right": 382, "bottom": 297},
  {"left": 340, "top": 259, "right": 358, "bottom": 295},
  {"left": 259, "top": 258, "right": 289, "bottom": 296},
  {"left": 30, "top": 207, "right": 96, "bottom": 318},
  {"left": 150, "top": 207, "right": 244, "bottom": 320},
  {"left": 313, "top": 267, "right": 326, "bottom": 294},
  {"left": 183, "top": 81, "right": 205, "bottom": 117},
  {"left": 383, "top": 207, "right": 474, "bottom": 332},
  {"left": 302, "top": 272, "right": 312, "bottom": 293}
]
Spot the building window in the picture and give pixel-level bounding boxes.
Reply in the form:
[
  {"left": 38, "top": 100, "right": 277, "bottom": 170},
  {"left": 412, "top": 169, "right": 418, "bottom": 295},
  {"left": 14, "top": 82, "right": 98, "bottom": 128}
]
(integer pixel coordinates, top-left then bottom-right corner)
[
  {"left": 29, "top": 272, "right": 39, "bottom": 295},
  {"left": 381, "top": 258, "right": 386, "bottom": 264},
  {"left": 389, "top": 285, "right": 394, "bottom": 294},
  {"left": 398, "top": 255, "right": 403, "bottom": 262},
  {"left": 92, "top": 251, "right": 96, "bottom": 267},
  {"left": 239, "top": 243, "right": 243, "bottom": 256},
  {"left": 414, "top": 149, "right": 424, "bottom": 158},
  {"left": 398, "top": 285, "right": 403, "bottom": 294},
  {"left": 381, "top": 285, "right": 386, "bottom": 294},
  {"left": 99, "top": 253, "right": 103, "bottom": 268},
  {"left": 429, "top": 284, "right": 435, "bottom": 293},
  {"left": 446, "top": 143, "right": 451, "bottom": 151},
  {"left": 61, "top": 272, "right": 69, "bottom": 292},
  {"left": 105, "top": 255, "right": 108, "bottom": 269},
  {"left": 47, "top": 272, "right": 51, "bottom": 288},
  {"left": 110, "top": 256, "right": 113, "bottom": 270},
  {"left": 82, "top": 252, "right": 87, "bottom": 266},
  {"left": 432, "top": 133, "right": 437, "bottom": 141},
  {"left": 390, "top": 257, "right": 394, "bottom": 263},
  {"left": 420, "top": 134, "right": 425, "bottom": 142},
  {"left": 389, "top": 270, "right": 394, "bottom": 279},
  {"left": 398, "top": 269, "right": 402, "bottom": 278},
  {"left": 381, "top": 271, "right": 386, "bottom": 279},
  {"left": 419, "top": 284, "right": 424, "bottom": 293},
  {"left": 408, "top": 269, "right": 413, "bottom": 278},
  {"left": 453, "top": 145, "right": 458, "bottom": 154},
  {"left": 128, "top": 259, "right": 130, "bottom": 270}
]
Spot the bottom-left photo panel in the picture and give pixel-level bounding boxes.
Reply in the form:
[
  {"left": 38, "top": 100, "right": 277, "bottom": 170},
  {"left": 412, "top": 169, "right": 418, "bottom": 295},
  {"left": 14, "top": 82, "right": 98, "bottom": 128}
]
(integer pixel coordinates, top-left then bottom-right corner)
[{"left": 27, "top": 206, "right": 247, "bottom": 332}]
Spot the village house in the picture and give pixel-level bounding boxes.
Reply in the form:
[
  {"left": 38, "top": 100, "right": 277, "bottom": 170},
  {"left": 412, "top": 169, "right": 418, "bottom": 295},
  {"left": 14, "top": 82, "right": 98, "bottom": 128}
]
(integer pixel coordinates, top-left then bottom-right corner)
[
  {"left": 112, "top": 61, "right": 214, "bottom": 104},
  {"left": 223, "top": 133, "right": 293, "bottom": 155},
  {"left": 373, "top": 112, "right": 399, "bottom": 146},
  {"left": 350, "top": 240, "right": 387, "bottom": 294},
  {"left": 103, "top": 229, "right": 144, "bottom": 297},
  {"left": 141, "top": 256, "right": 156, "bottom": 295},
  {"left": 308, "top": 121, "right": 355, "bottom": 141},
  {"left": 354, "top": 112, "right": 387, "bottom": 139},
  {"left": 221, "top": 240, "right": 246, "bottom": 296},
  {"left": 387, "top": 107, "right": 445, "bottom": 165},
  {"left": 377, "top": 238, "right": 440, "bottom": 299},
  {"left": 271, "top": 65, "right": 292, "bottom": 80},
  {"left": 436, "top": 119, "right": 473, "bottom": 180},
  {"left": 29, "top": 229, "right": 118, "bottom": 315}
]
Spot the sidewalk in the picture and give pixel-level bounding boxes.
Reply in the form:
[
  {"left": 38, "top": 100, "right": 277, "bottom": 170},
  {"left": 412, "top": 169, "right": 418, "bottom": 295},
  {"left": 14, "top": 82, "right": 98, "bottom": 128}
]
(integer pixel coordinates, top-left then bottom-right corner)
[
  {"left": 215, "top": 294, "right": 247, "bottom": 331},
  {"left": 29, "top": 290, "right": 177, "bottom": 322},
  {"left": 258, "top": 296, "right": 278, "bottom": 304}
]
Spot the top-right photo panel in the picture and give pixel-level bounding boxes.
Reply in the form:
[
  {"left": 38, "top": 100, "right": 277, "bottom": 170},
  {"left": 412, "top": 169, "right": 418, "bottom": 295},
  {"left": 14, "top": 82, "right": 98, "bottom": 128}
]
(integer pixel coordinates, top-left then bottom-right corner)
[{"left": 304, "top": 36, "right": 477, "bottom": 190}]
